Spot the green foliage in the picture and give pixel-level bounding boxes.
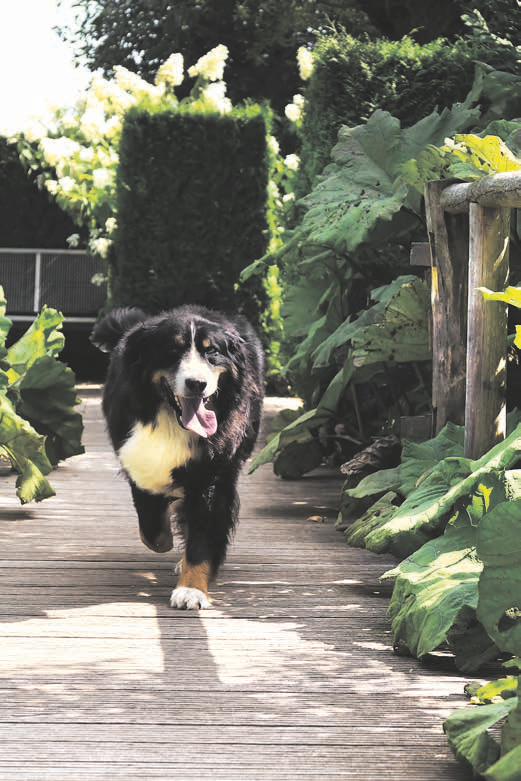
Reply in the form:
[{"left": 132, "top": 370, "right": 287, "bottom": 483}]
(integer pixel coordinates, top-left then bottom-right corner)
[
  {"left": 249, "top": 275, "right": 431, "bottom": 476},
  {"left": 112, "top": 106, "right": 269, "bottom": 321},
  {"left": 345, "top": 418, "right": 521, "bottom": 771},
  {"left": 444, "top": 668, "right": 521, "bottom": 780},
  {"left": 295, "top": 31, "right": 518, "bottom": 196},
  {"left": 245, "top": 96, "right": 479, "bottom": 478},
  {"left": 0, "top": 286, "right": 84, "bottom": 504},
  {"left": 477, "top": 500, "right": 521, "bottom": 656},
  {"left": 341, "top": 424, "right": 521, "bottom": 777},
  {"left": 59, "top": 0, "right": 371, "bottom": 114}
]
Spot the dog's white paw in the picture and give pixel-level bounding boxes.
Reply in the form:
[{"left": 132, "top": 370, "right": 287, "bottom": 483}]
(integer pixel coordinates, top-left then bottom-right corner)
[{"left": 170, "top": 587, "right": 211, "bottom": 610}]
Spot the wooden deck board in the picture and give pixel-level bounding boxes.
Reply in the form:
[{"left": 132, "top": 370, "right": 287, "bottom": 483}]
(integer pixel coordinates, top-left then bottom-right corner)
[{"left": 0, "top": 390, "right": 475, "bottom": 780}]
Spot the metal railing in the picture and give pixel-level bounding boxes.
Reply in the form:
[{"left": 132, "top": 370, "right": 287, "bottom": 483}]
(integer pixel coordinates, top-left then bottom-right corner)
[{"left": 0, "top": 248, "right": 107, "bottom": 322}]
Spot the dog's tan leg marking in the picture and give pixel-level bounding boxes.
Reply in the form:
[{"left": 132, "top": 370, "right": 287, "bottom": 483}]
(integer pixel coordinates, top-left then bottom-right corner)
[{"left": 170, "top": 557, "right": 211, "bottom": 609}]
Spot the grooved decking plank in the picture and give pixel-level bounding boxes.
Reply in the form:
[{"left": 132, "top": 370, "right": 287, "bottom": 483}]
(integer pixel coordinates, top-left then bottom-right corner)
[{"left": 0, "top": 389, "right": 474, "bottom": 781}]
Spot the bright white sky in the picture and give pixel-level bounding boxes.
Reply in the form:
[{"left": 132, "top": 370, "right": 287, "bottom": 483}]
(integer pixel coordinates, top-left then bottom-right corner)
[{"left": 0, "top": 0, "right": 90, "bottom": 133}]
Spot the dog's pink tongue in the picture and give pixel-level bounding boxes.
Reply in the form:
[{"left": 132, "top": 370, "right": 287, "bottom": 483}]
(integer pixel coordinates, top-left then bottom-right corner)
[{"left": 179, "top": 397, "right": 217, "bottom": 438}]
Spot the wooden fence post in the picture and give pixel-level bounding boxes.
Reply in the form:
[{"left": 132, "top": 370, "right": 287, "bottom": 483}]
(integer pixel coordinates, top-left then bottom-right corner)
[
  {"left": 464, "top": 204, "right": 510, "bottom": 459},
  {"left": 424, "top": 180, "right": 469, "bottom": 433}
]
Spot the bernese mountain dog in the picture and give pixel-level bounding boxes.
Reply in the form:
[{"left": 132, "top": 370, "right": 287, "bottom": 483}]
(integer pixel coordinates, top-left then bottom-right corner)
[{"left": 91, "top": 305, "right": 264, "bottom": 609}]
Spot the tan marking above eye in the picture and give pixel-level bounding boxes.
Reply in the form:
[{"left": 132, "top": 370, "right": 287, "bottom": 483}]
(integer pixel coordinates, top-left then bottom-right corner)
[
  {"left": 175, "top": 335, "right": 186, "bottom": 346},
  {"left": 152, "top": 369, "right": 164, "bottom": 384},
  {"left": 202, "top": 338, "right": 211, "bottom": 349}
]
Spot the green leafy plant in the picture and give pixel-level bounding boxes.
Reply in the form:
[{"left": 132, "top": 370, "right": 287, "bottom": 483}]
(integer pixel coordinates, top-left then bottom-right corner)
[
  {"left": 0, "top": 286, "right": 84, "bottom": 503},
  {"left": 444, "top": 664, "right": 521, "bottom": 780},
  {"left": 244, "top": 94, "right": 482, "bottom": 478}
]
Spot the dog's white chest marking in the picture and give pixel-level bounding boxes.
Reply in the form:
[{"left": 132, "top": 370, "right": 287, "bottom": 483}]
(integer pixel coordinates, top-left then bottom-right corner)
[{"left": 118, "top": 406, "right": 200, "bottom": 494}]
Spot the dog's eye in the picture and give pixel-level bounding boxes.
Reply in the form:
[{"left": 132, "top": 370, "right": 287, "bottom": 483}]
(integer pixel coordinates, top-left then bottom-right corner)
[{"left": 205, "top": 346, "right": 219, "bottom": 357}]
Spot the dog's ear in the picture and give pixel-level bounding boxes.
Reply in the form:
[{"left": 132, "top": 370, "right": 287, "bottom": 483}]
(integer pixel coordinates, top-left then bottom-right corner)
[
  {"left": 122, "top": 323, "right": 159, "bottom": 381},
  {"left": 223, "top": 329, "right": 245, "bottom": 358},
  {"left": 91, "top": 308, "right": 147, "bottom": 353}
]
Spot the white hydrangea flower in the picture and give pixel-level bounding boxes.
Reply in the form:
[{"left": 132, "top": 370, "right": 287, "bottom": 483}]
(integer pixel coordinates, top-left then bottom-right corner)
[
  {"left": 92, "top": 167, "right": 113, "bottom": 189},
  {"left": 285, "top": 103, "right": 300, "bottom": 123},
  {"left": 104, "top": 115, "right": 122, "bottom": 139},
  {"left": 80, "top": 106, "right": 107, "bottom": 142},
  {"left": 114, "top": 66, "right": 165, "bottom": 103},
  {"left": 105, "top": 217, "right": 117, "bottom": 234},
  {"left": 285, "top": 94, "right": 305, "bottom": 123},
  {"left": 297, "top": 47, "right": 314, "bottom": 80},
  {"left": 59, "top": 176, "right": 76, "bottom": 194},
  {"left": 45, "top": 180, "right": 59, "bottom": 195},
  {"left": 156, "top": 53, "right": 184, "bottom": 88},
  {"left": 202, "top": 81, "right": 232, "bottom": 113},
  {"left": 79, "top": 146, "right": 95, "bottom": 163},
  {"left": 90, "top": 237, "right": 112, "bottom": 258},
  {"left": 40, "top": 137, "right": 81, "bottom": 167},
  {"left": 267, "top": 135, "right": 280, "bottom": 155},
  {"left": 188, "top": 44, "right": 229, "bottom": 81},
  {"left": 23, "top": 119, "right": 46, "bottom": 143},
  {"left": 284, "top": 154, "right": 300, "bottom": 171},
  {"left": 268, "top": 181, "right": 280, "bottom": 200}
]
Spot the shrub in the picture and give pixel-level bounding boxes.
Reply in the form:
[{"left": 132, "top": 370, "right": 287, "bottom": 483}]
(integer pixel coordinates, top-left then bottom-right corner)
[
  {"left": 295, "top": 31, "right": 520, "bottom": 196},
  {"left": 111, "top": 105, "right": 270, "bottom": 323}
]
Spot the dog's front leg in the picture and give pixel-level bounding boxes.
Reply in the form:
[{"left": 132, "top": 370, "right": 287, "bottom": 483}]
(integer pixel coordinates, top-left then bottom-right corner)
[
  {"left": 170, "top": 557, "right": 212, "bottom": 609},
  {"left": 170, "top": 469, "right": 239, "bottom": 610}
]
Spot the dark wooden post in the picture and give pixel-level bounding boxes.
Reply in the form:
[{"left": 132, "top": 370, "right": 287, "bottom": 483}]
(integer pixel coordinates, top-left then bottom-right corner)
[
  {"left": 464, "top": 204, "right": 510, "bottom": 459},
  {"left": 424, "top": 181, "right": 470, "bottom": 433}
]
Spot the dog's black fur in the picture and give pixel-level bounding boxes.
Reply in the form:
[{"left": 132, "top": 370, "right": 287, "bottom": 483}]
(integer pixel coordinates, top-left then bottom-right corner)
[{"left": 91, "top": 305, "right": 263, "bottom": 609}]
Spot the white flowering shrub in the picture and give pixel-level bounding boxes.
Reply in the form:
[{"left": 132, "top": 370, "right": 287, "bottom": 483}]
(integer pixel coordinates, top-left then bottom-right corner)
[{"left": 13, "top": 44, "right": 235, "bottom": 265}]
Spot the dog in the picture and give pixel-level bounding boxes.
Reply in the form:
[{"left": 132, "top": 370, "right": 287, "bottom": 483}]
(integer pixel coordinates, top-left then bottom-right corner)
[{"left": 91, "top": 305, "right": 264, "bottom": 609}]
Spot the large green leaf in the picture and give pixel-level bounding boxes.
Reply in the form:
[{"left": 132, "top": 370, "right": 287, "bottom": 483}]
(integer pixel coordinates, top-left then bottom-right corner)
[
  {"left": 485, "top": 745, "right": 521, "bottom": 781},
  {"left": 300, "top": 111, "right": 412, "bottom": 254},
  {"left": 344, "top": 422, "right": 465, "bottom": 503},
  {"left": 477, "top": 499, "right": 521, "bottom": 656},
  {"left": 0, "top": 285, "right": 12, "bottom": 347},
  {"left": 15, "top": 356, "right": 84, "bottom": 465},
  {"left": 6, "top": 306, "right": 65, "bottom": 382},
  {"left": 300, "top": 103, "right": 478, "bottom": 255},
  {"left": 444, "top": 675, "right": 521, "bottom": 781},
  {"left": 350, "top": 276, "right": 430, "bottom": 367},
  {"left": 383, "top": 499, "right": 500, "bottom": 671},
  {"left": 345, "top": 424, "right": 521, "bottom": 557},
  {"left": 0, "top": 393, "right": 55, "bottom": 504},
  {"left": 444, "top": 698, "right": 515, "bottom": 777},
  {"left": 313, "top": 275, "right": 422, "bottom": 369}
]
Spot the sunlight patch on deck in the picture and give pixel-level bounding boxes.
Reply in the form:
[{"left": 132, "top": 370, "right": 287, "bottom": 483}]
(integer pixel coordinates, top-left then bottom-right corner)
[{"left": 0, "top": 602, "right": 164, "bottom": 677}]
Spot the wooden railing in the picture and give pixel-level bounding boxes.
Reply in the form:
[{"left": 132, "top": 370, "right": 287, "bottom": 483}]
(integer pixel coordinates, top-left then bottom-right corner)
[{"left": 412, "top": 172, "right": 521, "bottom": 459}]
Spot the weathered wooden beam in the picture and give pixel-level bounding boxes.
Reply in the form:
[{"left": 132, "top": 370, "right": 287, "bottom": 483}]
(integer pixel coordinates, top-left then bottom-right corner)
[
  {"left": 424, "top": 180, "right": 469, "bottom": 433},
  {"left": 410, "top": 242, "right": 432, "bottom": 267},
  {"left": 464, "top": 204, "right": 510, "bottom": 459},
  {"left": 441, "top": 171, "right": 521, "bottom": 213}
]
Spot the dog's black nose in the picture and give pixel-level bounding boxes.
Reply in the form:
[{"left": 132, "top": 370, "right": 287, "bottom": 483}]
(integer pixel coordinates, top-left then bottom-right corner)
[{"left": 185, "top": 378, "right": 207, "bottom": 395}]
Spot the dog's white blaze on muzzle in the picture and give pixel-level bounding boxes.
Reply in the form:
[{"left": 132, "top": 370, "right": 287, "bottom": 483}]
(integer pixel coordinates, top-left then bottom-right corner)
[{"left": 174, "top": 342, "right": 221, "bottom": 400}]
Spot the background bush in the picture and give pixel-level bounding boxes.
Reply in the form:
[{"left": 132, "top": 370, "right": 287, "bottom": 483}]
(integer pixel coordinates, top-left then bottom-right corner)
[
  {"left": 295, "top": 31, "right": 520, "bottom": 197},
  {"left": 111, "top": 105, "right": 270, "bottom": 325}
]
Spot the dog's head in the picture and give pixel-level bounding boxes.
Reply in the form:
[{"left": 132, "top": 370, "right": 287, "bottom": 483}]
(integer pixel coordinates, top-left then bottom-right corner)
[{"left": 122, "top": 311, "right": 243, "bottom": 438}]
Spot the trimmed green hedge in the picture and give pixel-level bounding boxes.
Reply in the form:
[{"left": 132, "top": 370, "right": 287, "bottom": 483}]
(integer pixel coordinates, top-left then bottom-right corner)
[
  {"left": 296, "top": 32, "right": 520, "bottom": 197},
  {"left": 111, "top": 106, "right": 269, "bottom": 321}
]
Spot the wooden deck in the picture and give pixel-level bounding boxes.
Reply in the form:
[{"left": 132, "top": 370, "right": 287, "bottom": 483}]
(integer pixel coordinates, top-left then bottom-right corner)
[{"left": 0, "top": 389, "right": 475, "bottom": 780}]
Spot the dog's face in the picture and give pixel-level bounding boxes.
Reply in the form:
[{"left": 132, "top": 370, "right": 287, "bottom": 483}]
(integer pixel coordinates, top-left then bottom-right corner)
[{"left": 123, "top": 314, "right": 242, "bottom": 438}]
